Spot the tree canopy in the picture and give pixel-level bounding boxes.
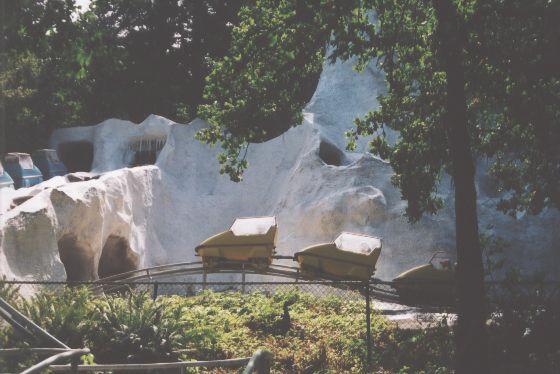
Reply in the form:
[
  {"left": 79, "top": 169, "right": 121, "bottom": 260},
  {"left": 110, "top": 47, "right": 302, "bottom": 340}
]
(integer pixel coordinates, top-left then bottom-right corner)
[
  {"left": 1, "top": 0, "right": 82, "bottom": 152},
  {"left": 200, "top": 0, "right": 560, "bottom": 219},
  {"left": 0, "top": 0, "right": 243, "bottom": 153},
  {"left": 78, "top": 0, "right": 242, "bottom": 123},
  {"left": 196, "top": 0, "right": 340, "bottom": 179}
]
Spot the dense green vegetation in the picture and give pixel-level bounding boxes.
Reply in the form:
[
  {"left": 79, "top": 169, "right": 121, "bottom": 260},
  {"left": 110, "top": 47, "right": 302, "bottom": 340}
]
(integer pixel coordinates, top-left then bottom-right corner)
[
  {"left": 0, "top": 286, "right": 455, "bottom": 373},
  {"left": 1, "top": 283, "right": 558, "bottom": 373},
  {"left": 0, "top": 0, "right": 245, "bottom": 153},
  {"left": 201, "top": 0, "right": 560, "bottom": 218}
]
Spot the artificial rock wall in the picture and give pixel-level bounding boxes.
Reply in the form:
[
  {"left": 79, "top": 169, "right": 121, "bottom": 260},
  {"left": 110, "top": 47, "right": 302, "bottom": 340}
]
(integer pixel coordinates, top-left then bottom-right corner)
[{"left": 1, "top": 57, "right": 559, "bottom": 283}]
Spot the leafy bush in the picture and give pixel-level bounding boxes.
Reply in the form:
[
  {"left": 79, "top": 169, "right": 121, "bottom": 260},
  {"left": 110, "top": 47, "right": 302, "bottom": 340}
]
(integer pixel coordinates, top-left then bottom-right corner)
[
  {"left": 2, "top": 275, "right": 559, "bottom": 372},
  {"left": 83, "top": 291, "right": 181, "bottom": 364},
  {"left": 19, "top": 286, "right": 93, "bottom": 348},
  {"left": 0, "top": 287, "right": 456, "bottom": 372},
  {"left": 379, "top": 320, "right": 454, "bottom": 373},
  {"left": 0, "top": 276, "right": 21, "bottom": 305},
  {"left": 0, "top": 285, "right": 93, "bottom": 371}
]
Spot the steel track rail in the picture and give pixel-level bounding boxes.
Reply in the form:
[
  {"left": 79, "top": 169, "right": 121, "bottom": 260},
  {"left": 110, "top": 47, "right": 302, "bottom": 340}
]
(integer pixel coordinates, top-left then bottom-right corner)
[
  {"left": 90, "top": 260, "right": 423, "bottom": 306},
  {"left": 0, "top": 262, "right": 457, "bottom": 311},
  {"left": 92, "top": 262, "right": 363, "bottom": 290},
  {"left": 93, "top": 267, "right": 309, "bottom": 293},
  {"left": 94, "top": 263, "right": 303, "bottom": 284}
]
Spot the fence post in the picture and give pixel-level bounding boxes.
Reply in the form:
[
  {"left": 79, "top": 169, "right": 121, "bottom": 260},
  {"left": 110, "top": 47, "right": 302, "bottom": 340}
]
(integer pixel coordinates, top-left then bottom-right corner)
[
  {"left": 152, "top": 282, "right": 159, "bottom": 300},
  {"left": 365, "top": 282, "right": 372, "bottom": 373},
  {"left": 242, "top": 264, "right": 246, "bottom": 294},
  {"left": 70, "top": 356, "right": 79, "bottom": 374}
]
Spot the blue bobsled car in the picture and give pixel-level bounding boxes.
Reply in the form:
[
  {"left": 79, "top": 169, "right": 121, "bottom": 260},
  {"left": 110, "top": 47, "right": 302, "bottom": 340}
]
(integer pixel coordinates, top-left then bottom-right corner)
[
  {"left": 3, "top": 153, "right": 44, "bottom": 189},
  {"left": 32, "top": 149, "right": 68, "bottom": 180}
]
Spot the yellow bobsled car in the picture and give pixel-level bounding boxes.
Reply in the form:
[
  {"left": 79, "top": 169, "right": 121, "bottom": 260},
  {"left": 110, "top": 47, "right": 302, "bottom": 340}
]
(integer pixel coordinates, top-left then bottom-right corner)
[
  {"left": 195, "top": 216, "right": 278, "bottom": 270},
  {"left": 294, "top": 232, "right": 382, "bottom": 281},
  {"left": 393, "top": 252, "right": 456, "bottom": 306}
]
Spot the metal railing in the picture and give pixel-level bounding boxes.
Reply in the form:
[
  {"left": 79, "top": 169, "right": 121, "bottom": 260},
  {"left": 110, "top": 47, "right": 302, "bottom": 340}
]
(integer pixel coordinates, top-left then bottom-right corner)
[
  {"left": 0, "top": 296, "right": 89, "bottom": 373},
  {"left": 49, "top": 349, "right": 272, "bottom": 373},
  {"left": 0, "top": 293, "right": 274, "bottom": 373},
  {"left": 21, "top": 348, "right": 90, "bottom": 374}
]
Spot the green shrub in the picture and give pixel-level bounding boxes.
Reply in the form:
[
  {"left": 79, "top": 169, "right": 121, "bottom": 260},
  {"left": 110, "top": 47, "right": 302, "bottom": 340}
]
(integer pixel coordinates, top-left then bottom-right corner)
[
  {"left": 0, "top": 287, "right": 458, "bottom": 372},
  {"left": 0, "top": 276, "right": 21, "bottom": 305},
  {"left": 83, "top": 291, "right": 181, "bottom": 364},
  {"left": 19, "top": 286, "right": 93, "bottom": 348},
  {"left": 0, "top": 285, "right": 93, "bottom": 371},
  {"left": 3, "top": 279, "right": 559, "bottom": 372}
]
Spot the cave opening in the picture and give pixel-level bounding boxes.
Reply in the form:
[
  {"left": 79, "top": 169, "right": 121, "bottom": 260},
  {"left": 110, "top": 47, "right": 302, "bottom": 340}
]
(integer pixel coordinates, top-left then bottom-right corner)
[
  {"left": 98, "top": 235, "right": 139, "bottom": 279},
  {"left": 125, "top": 137, "right": 166, "bottom": 167},
  {"left": 58, "top": 234, "right": 96, "bottom": 281},
  {"left": 319, "top": 140, "right": 345, "bottom": 166},
  {"left": 57, "top": 141, "right": 94, "bottom": 172}
]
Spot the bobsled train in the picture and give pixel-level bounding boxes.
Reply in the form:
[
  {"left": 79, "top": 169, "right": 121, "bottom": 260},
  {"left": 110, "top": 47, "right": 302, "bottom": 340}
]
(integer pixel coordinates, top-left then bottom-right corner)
[{"left": 193, "top": 216, "right": 455, "bottom": 306}]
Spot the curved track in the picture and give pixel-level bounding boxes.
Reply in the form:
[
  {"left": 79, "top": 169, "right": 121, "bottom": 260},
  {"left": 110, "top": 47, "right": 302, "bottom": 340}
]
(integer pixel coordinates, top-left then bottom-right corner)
[{"left": 91, "top": 259, "right": 406, "bottom": 304}]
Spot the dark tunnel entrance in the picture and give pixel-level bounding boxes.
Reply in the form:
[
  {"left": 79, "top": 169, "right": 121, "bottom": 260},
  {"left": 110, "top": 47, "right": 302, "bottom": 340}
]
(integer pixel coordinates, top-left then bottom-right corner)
[
  {"left": 98, "top": 235, "right": 139, "bottom": 279},
  {"left": 58, "top": 234, "right": 97, "bottom": 281},
  {"left": 57, "top": 141, "right": 94, "bottom": 172},
  {"left": 125, "top": 137, "right": 166, "bottom": 167},
  {"left": 132, "top": 150, "right": 158, "bottom": 167},
  {"left": 319, "top": 140, "right": 345, "bottom": 166}
]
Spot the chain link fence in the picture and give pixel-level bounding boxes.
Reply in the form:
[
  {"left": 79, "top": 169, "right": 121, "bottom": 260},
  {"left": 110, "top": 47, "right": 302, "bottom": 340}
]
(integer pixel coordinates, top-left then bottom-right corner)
[{"left": 1, "top": 275, "right": 559, "bottom": 372}]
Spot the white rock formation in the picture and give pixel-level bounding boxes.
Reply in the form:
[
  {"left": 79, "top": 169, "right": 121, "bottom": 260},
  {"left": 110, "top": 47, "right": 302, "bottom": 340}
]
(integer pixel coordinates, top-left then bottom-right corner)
[{"left": 1, "top": 58, "right": 559, "bottom": 283}]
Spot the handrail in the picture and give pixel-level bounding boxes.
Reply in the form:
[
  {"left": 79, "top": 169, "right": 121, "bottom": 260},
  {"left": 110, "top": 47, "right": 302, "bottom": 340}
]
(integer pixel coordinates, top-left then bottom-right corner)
[
  {"left": 0, "top": 297, "right": 90, "bottom": 374},
  {"left": 21, "top": 348, "right": 90, "bottom": 374},
  {"left": 94, "top": 267, "right": 304, "bottom": 293},
  {"left": 50, "top": 350, "right": 273, "bottom": 373},
  {"left": 50, "top": 356, "right": 252, "bottom": 372},
  {"left": 93, "top": 258, "right": 374, "bottom": 288},
  {"left": 0, "top": 348, "right": 74, "bottom": 357},
  {"left": 0, "top": 305, "right": 35, "bottom": 341},
  {"left": 95, "top": 263, "right": 314, "bottom": 284},
  {"left": 99, "top": 260, "right": 276, "bottom": 283},
  {"left": 0, "top": 297, "right": 69, "bottom": 349}
]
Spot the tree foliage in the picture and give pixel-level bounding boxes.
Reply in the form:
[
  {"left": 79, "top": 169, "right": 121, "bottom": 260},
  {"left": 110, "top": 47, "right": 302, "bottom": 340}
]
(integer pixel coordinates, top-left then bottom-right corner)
[
  {"left": 333, "top": 1, "right": 449, "bottom": 221},
  {"left": 197, "top": 0, "right": 340, "bottom": 180},
  {"left": 1, "top": 0, "right": 243, "bottom": 152},
  {"left": 1, "top": 0, "right": 83, "bottom": 152},
  {"left": 201, "top": 0, "right": 560, "bottom": 219},
  {"left": 469, "top": 1, "right": 560, "bottom": 215},
  {"left": 78, "top": 0, "right": 242, "bottom": 124},
  {"left": 338, "top": 0, "right": 560, "bottom": 219}
]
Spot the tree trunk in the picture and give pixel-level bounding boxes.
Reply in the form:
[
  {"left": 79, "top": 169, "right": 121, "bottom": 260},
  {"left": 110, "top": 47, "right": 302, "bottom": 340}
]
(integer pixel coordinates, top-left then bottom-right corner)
[
  {"left": 0, "top": 0, "right": 6, "bottom": 156},
  {"left": 432, "top": 1, "right": 488, "bottom": 372}
]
